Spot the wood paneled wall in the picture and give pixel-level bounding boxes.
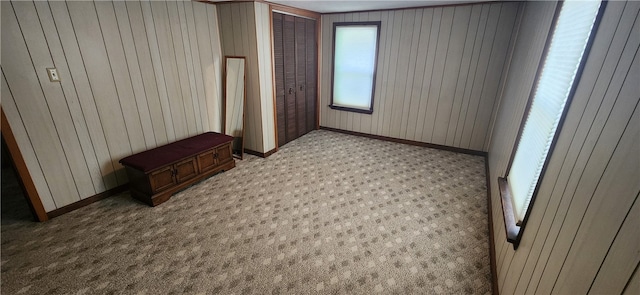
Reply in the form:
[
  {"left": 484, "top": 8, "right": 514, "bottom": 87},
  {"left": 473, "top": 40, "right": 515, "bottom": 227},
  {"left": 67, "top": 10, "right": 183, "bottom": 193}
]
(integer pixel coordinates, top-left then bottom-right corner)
[
  {"left": 255, "top": 2, "right": 277, "bottom": 153},
  {"left": 319, "top": 2, "right": 520, "bottom": 152},
  {"left": 488, "top": 1, "right": 640, "bottom": 293},
  {"left": 1, "top": 0, "right": 223, "bottom": 211},
  {"left": 217, "top": 2, "right": 276, "bottom": 154}
]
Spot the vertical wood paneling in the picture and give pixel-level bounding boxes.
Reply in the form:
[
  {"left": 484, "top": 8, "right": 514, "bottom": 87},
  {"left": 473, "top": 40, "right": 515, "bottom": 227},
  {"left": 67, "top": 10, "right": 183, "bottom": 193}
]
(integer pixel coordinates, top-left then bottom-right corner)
[
  {"left": 390, "top": 9, "right": 415, "bottom": 139},
  {"left": 176, "top": 1, "right": 200, "bottom": 133},
  {"left": 167, "top": 1, "right": 196, "bottom": 137},
  {"left": 150, "top": 1, "right": 187, "bottom": 139},
  {"left": 414, "top": 7, "right": 440, "bottom": 142},
  {"left": 112, "top": 1, "right": 156, "bottom": 149},
  {"left": 3, "top": 1, "right": 81, "bottom": 206},
  {"left": 48, "top": 1, "right": 119, "bottom": 190},
  {"left": 323, "top": 14, "right": 337, "bottom": 130},
  {"left": 533, "top": 13, "right": 639, "bottom": 293},
  {"left": 469, "top": 3, "right": 518, "bottom": 151},
  {"left": 554, "top": 98, "right": 638, "bottom": 294},
  {"left": 218, "top": 2, "right": 279, "bottom": 153},
  {"left": 125, "top": 1, "right": 168, "bottom": 146},
  {"left": 454, "top": 4, "right": 489, "bottom": 147},
  {"left": 422, "top": 7, "right": 453, "bottom": 143},
  {"left": 183, "top": 1, "right": 208, "bottom": 131},
  {"left": 487, "top": 1, "right": 640, "bottom": 294},
  {"left": 255, "top": 2, "right": 275, "bottom": 152},
  {"left": 458, "top": 3, "right": 500, "bottom": 149},
  {"left": 34, "top": 1, "right": 106, "bottom": 194},
  {"left": 623, "top": 265, "right": 640, "bottom": 295},
  {"left": 589, "top": 195, "right": 640, "bottom": 294},
  {"left": 141, "top": 1, "right": 175, "bottom": 142},
  {"left": 3, "top": 0, "right": 223, "bottom": 212},
  {"left": 445, "top": 4, "right": 481, "bottom": 147},
  {"left": 381, "top": 11, "right": 401, "bottom": 137},
  {"left": 1, "top": 71, "right": 56, "bottom": 211},
  {"left": 192, "top": 1, "right": 219, "bottom": 133},
  {"left": 406, "top": 8, "right": 432, "bottom": 141},
  {"left": 431, "top": 6, "right": 470, "bottom": 144},
  {"left": 205, "top": 3, "right": 223, "bottom": 133},
  {"left": 320, "top": 3, "right": 518, "bottom": 152},
  {"left": 94, "top": 1, "right": 147, "bottom": 153},
  {"left": 67, "top": 1, "right": 132, "bottom": 185}
]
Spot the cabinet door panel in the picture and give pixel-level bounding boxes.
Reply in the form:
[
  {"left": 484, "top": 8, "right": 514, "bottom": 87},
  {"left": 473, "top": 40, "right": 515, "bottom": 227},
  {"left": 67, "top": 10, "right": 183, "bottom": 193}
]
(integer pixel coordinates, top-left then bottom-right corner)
[
  {"left": 295, "top": 17, "right": 307, "bottom": 138},
  {"left": 273, "top": 13, "right": 287, "bottom": 147},
  {"left": 150, "top": 166, "right": 175, "bottom": 192},
  {"left": 197, "top": 149, "right": 218, "bottom": 173},
  {"left": 217, "top": 143, "right": 232, "bottom": 163},
  {"left": 305, "top": 18, "right": 317, "bottom": 133},
  {"left": 283, "top": 14, "right": 297, "bottom": 143},
  {"left": 175, "top": 158, "right": 198, "bottom": 183}
]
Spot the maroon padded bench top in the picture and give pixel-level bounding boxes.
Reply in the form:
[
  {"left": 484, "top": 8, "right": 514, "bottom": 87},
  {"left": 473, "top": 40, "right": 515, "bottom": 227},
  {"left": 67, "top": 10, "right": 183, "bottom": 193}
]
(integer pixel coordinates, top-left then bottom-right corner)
[{"left": 119, "top": 132, "right": 233, "bottom": 173}]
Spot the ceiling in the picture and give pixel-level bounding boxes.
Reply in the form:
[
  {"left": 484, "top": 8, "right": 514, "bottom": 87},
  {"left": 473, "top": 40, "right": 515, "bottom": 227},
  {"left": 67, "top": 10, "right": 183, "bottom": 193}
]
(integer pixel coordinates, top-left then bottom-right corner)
[{"left": 266, "top": 0, "right": 495, "bottom": 14}]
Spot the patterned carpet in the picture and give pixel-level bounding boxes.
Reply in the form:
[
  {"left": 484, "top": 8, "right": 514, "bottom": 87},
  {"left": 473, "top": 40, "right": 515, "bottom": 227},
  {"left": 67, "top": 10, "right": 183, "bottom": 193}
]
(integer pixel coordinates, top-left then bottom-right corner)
[{"left": 1, "top": 130, "right": 491, "bottom": 294}]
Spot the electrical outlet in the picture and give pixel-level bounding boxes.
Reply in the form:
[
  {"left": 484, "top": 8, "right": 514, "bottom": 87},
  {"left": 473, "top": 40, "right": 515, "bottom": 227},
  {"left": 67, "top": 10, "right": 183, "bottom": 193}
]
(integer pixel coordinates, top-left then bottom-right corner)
[{"left": 47, "top": 68, "right": 60, "bottom": 82}]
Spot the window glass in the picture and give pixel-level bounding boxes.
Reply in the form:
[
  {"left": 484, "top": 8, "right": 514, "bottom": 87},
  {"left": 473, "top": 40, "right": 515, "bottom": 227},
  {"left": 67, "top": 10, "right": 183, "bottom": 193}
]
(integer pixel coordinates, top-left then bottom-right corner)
[
  {"left": 331, "top": 23, "right": 380, "bottom": 113},
  {"left": 507, "top": 0, "right": 601, "bottom": 222}
]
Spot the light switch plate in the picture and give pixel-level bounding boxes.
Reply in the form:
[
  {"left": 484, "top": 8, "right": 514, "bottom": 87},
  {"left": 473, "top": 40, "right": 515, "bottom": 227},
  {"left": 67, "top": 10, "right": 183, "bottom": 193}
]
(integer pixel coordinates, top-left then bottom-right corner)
[{"left": 47, "top": 68, "right": 60, "bottom": 82}]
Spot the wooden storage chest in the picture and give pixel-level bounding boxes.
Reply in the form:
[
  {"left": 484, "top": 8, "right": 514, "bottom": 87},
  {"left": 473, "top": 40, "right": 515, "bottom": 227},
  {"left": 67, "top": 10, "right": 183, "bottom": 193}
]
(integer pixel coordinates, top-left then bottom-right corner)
[{"left": 119, "top": 132, "right": 235, "bottom": 206}]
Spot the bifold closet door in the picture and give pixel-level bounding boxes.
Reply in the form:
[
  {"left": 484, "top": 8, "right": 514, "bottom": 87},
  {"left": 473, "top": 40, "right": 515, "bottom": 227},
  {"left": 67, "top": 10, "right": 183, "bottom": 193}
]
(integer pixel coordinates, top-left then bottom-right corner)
[
  {"left": 305, "top": 19, "right": 317, "bottom": 133},
  {"left": 273, "top": 12, "right": 286, "bottom": 146},
  {"left": 295, "top": 17, "right": 307, "bottom": 138},
  {"left": 284, "top": 14, "right": 297, "bottom": 144},
  {"left": 273, "top": 12, "right": 317, "bottom": 147}
]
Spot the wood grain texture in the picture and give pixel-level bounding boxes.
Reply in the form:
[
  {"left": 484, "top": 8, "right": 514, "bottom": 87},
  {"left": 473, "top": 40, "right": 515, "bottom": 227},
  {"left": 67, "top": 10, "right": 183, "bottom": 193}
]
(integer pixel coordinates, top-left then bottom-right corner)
[
  {"left": 486, "top": 1, "right": 640, "bottom": 294},
  {"left": 14, "top": 1, "right": 96, "bottom": 200},
  {"left": 3, "top": 1, "right": 81, "bottom": 207},
  {"left": 320, "top": 2, "right": 519, "bottom": 152},
  {"left": 589, "top": 194, "right": 640, "bottom": 294},
  {"left": 217, "top": 1, "right": 278, "bottom": 153},
  {"left": 255, "top": 2, "right": 276, "bottom": 152},
  {"left": 273, "top": 11, "right": 317, "bottom": 147},
  {"left": 3, "top": 0, "right": 223, "bottom": 212},
  {"left": 623, "top": 265, "right": 640, "bottom": 295},
  {"left": 1, "top": 92, "right": 50, "bottom": 221}
]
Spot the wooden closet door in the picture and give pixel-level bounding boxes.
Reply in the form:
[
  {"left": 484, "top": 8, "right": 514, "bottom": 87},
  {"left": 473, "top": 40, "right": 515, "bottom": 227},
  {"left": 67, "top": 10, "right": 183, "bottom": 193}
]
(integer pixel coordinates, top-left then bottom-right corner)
[
  {"left": 283, "top": 15, "right": 297, "bottom": 143},
  {"left": 273, "top": 13, "right": 286, "bottom": 147},
  {"left": 273, "top": 12, "right": 317, "bottom": 147},
  {"left": 305, "top": 18, "right": 317, "bottom": 133},
  {"left": 295, "top": 17, "right": 307, "bottom": 138}
]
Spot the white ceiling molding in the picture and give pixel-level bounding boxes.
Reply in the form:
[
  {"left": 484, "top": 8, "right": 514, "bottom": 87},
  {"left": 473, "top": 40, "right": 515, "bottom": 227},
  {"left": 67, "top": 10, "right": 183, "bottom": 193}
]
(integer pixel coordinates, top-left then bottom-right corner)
[{"left": 266, "top": 0, "right": 497, "bottom": 14}]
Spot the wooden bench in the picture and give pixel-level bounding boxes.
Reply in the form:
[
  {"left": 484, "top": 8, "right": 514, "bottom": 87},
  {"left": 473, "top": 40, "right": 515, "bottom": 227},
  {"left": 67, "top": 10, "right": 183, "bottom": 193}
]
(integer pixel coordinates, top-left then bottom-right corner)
[{"left": 119, "top": 132, "right": 235, "bottom": 206}]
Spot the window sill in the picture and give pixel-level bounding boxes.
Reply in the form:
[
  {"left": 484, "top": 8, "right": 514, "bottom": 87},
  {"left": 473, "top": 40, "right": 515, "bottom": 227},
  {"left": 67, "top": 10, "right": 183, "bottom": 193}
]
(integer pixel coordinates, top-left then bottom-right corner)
[
  {"left": 498, "top": 177, "right": 522, "bottom": 249},
  {"left": 329, "top": 105, "right": 373, "bottom": 114}
]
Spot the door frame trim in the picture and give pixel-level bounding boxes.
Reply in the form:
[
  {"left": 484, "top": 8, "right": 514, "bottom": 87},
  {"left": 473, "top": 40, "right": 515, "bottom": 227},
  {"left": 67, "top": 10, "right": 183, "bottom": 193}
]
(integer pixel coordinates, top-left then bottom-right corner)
[
  {"left": 269, "top": 4, "right": 321, "bottom": 149},
  {"left": 1, "top": 107, "right": 49, "bottom": 222}
]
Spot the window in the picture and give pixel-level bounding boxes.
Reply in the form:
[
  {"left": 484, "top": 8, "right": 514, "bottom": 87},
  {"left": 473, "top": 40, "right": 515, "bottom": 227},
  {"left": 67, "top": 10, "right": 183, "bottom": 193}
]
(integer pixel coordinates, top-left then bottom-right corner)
[
  {"left": 500, "top": 0, "right": 603, "bottom": 248},
  {"left": 330, "top": 22, "right": 381, "bottom": 114}
]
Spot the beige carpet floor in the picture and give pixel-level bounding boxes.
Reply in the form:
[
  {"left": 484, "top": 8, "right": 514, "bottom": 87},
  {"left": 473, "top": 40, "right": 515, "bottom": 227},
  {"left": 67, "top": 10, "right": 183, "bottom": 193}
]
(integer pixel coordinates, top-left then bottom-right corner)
[{"left": 1, "top": 130, "right": 491, "bottom": 294}]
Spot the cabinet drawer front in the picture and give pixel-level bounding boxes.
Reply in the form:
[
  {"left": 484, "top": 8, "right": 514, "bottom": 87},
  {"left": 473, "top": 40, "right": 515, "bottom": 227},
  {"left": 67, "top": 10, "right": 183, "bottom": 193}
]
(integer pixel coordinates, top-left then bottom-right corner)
[
  {"left": 150, "top": 166, "right": 175, "bottom": 192},
  {"left": 217, "top": 143, "right": 232, "bottom": 162},
  {"left": 175, "top": 158, "right": 198, "bottom": 183},
  {"left": 197, "top": 149, "right": 218, "bottom": 173}
]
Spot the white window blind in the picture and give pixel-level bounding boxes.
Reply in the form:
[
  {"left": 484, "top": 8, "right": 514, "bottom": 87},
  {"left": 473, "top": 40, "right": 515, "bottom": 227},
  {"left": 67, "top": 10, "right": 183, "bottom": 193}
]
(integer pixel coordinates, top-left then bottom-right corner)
[
  {"left": 507, "top": 0, "right": 601, "bottom": 222},
  {"left": 332, "top": 24, "right": 379, "bottom": 111}
]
